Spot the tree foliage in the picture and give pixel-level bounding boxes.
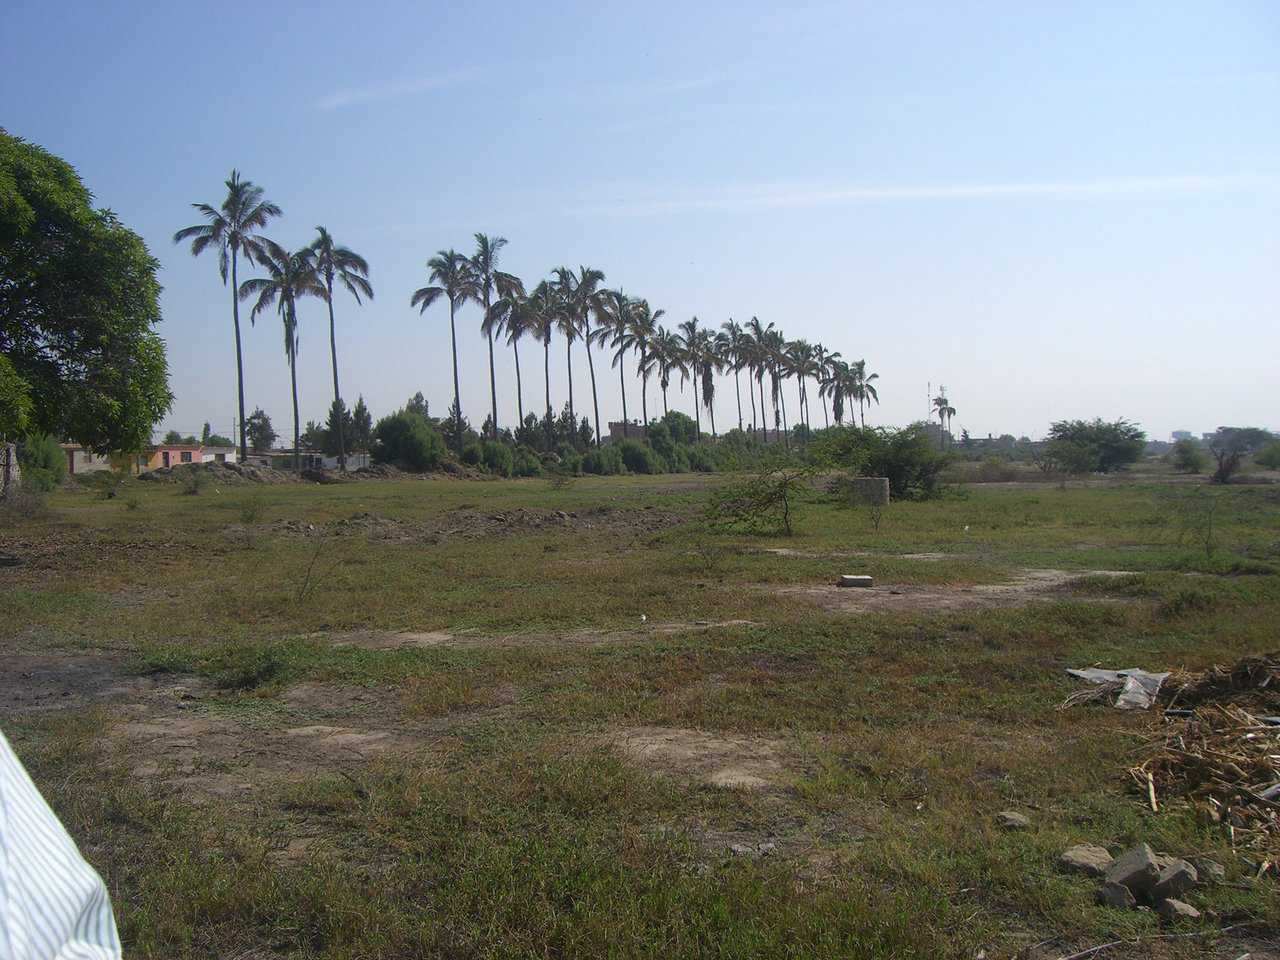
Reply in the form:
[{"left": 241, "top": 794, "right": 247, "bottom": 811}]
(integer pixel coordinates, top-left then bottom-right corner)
[
  {"left": 245, "top": 407, "right": 276, "bottom": 452},
  {"left": 1207, "top": 427, "right": 1274, "bottom": 484},
  {"left": 372, "top": 410, "right": 445, "bottom": 471},
  {"left": 1, "top": 129, "right": 172, "bottom": 451},
  {"left": 17, "top": 434, "right": 65, "bottom": 491},
  {"left": 0, "top": 353, "right": 32, "bottom": 440},
  {"left": 1045, "top": 418, "right": 1145, "bottom": 474},
  {"left": 1167, "top": 438, "right": 1208, "bottom": 474}
]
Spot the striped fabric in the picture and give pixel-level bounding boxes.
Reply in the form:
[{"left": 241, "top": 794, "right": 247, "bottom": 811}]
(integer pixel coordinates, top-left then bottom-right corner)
[{"left": 0, "top": 730, "right": 122, "bottom": 960}]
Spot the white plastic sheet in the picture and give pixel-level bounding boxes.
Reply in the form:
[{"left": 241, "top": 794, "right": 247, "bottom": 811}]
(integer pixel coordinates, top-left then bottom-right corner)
[{"left": 1066, "top": 667, "right": 1170, "bottom": 710}]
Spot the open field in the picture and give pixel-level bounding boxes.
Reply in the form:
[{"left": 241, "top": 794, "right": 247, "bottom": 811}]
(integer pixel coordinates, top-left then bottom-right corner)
[{"left": 2, "top": 474, "right": 1278, "bottom": 959}]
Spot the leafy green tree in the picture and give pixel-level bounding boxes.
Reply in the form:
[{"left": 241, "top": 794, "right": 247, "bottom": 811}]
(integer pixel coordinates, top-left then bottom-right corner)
[
  {"left": 1207, "top": 427, "right": 1274, "bottom": 483},
  {"left": 245, "top": 407, "right": 276, "bottom": 452},
  {"left": 173, "top": 169, "right": 280, "bottom": 460},
  {"left": 3, "top": 130, "right": 172, "bottom": 453},
  {"left": 322, "top": 399, "right": 354, "bottom": 457},
  {"left": 17, "top": 434, "right": 65, "bottom": 491},
  {"left": 163, "top": 430, "right": 196, "bottom": 445},
  {"left": 1167, "top": 438, "right": 1208, "bottom": 474},
  {"left": 372, "top": 410, "right": 445, "bottom": 470},
  {"left": 239, "top": 240, "right": 323, "bottom": 471},
  {"left": 0, "top": 354, "right": 32, "bottom": 441},
  {"left": 404, "top": 391, "right": 429, "bottom": 418},
  {"left": 1046, "top": 418, "right": 1146, "bottom": 474},
  {"left": 411, "top": 250, "right": 478, "bottom": 453},
  {"left": 351, "top": 395, "right": 373, "bottom": 453},
  {"left": 1256, "top": 441, "right": 1280, "bottom": 470},
  {"left": 310, "top": 226, "right": 372, "bottom": 470}
]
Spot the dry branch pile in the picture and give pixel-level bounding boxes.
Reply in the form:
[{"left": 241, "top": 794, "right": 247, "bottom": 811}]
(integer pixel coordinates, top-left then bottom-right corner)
[{"left": 1129, "top": 653, "right": 1280, "bottom": 860}]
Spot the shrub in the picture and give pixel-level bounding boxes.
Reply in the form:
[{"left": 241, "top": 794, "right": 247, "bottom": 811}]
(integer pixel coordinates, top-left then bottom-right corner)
[
  {"left": 1167, "top": 439, "right": 1209, "bottom": 474},
  {"left": 18, "top": 434, "right": 66, "bottom": 492},
  {"left": 686, "top": 444, "right": 721, "bottom": 473},
  {"left": 814, "top": 424, "right": 949, "bottom": 500},
  {"left": 708, "top": 466, "right": 811, "bottom": 535},
  {"left": 461, "top": 441, "right": 483, "bottom": 467},
  {"left": 1254, "top": 441, "right": 1280, "bottom": 470},
  {"left": 581, "top": 444, "right": 625, "bottom": 475},
  {"left": 480, "top": 440, "right": 514, "bottom": 477},
  {"left": 512, "top": 446, "right": 542, "bottom": 477},
  {"left": 975, "top": 456, "right": 1019, "bottom": 482},
  {"left": 659, "top": 411, "right": 699, "bottom": 445},
  {"left": 617, "top": 439, "right": 662, "bottom": 474},
  {"left": 179, "top": 465, "right": 207, "bottom": 495},
  {"left": 372, "top": 411, "right": 446, "bottom": 471}
]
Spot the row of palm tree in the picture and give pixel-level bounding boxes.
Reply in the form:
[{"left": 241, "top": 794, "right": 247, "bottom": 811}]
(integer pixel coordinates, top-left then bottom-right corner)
[
  {"left": 175, "top": 171, "right": 882, "bottom": 467},
  {"left": 412, "top": 249, "right": 884, "bottom": 452},
  {"left": 174, "top": 171, "right": 373, "bottom": 470}
]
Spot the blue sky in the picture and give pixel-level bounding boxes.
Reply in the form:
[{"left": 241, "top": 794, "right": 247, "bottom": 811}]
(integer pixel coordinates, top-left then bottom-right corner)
[{"left": 4, "top": 1, "right": 1277, "bottom": 441}]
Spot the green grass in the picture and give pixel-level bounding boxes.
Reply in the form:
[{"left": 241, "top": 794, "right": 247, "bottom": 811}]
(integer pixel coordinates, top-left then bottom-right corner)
[{"left": 2, "top": 474, "right": 1277, "bottom": 958}]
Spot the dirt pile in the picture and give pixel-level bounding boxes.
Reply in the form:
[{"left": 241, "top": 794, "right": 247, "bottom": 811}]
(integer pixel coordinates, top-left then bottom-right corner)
[{"left": 137, "top": 462, "right": 296, "bottom": 485}]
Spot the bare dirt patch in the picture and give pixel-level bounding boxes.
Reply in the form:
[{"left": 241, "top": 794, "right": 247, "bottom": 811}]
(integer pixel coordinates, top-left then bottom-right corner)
[
  {"left": 771, "top": 568, "right": 1132, "bottom": 615},
  {"left": 613, "top": 726, "right": 790, "bottom": 790},
  {"left": 323, "top": 620, "right": 759, "bottom": 651},
  {"left": 0, "top": 651, "right": 208, "bottom": 715}
]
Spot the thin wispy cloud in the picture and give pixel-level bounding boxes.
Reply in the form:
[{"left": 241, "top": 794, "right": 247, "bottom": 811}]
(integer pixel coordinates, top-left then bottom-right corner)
[
  {"left": 585, "top": 175, "right": 1259, "bottom": 216},
  {"left": 315, "top": 69, "right": 479, "bottom": 110}
]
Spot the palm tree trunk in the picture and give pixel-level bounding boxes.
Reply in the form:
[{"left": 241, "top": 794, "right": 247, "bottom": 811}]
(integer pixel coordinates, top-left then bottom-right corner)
[
  {"left": 325, "top": 278, "right": 345, "bottom": 471},
  {"left": 513, "top": 339, "right": 524, "bottom": 429},
  {"left": 449, "top": 298, "right": 462, "bottom": 453},
  {"left": 639, "top": 348, "right": 649, "bottom": 432},
  {"left": 752, "top": 378, "right": 762, "bottom": 448},
  {"left": 231, "top": 251, "right": 247, "bottom": 463},
  {"left": 779, "top": 373, "right": 790, "bottom": 448},
  {"left": 822, "top": 394, "right": 829, "bottom": 429},
  {"left": 661, "top": 376, "right": 669, "bottom": 416},
  {"left": 860, "top": 399, "right": 866, "bottom": 429},
  {"left": 484, "top": 290, "right": 498, "bottom": 439},
  {"left": 289, "top": 346, "right": 301, "bottom": 474},
  {"left": 796, "top": 378, "right": 804, "bottom": 437},
  {"left": 734, "top": 367, "right": 743, "bottom": 433},
  {"left": 566, "top": 338, "right": 574, "bottom": 430},
  {"left": 583, "top": 315, "right": 602, "bottom": 447},
  {"left": 618, "top": 358, "right": 628, "bottom": 439},
  {"left": 747, "top": 366, "right": 757, "bottom": 441},
  {"left": 691, "top": 383, "right": 700, "bottom": 441},
  {"left": 543, "top": 336, "right": 553, "bottom": 448}
]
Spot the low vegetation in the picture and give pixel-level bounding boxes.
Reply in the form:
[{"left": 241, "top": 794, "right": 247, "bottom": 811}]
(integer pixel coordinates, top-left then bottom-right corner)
[{"left": 2, "top": 471, "right": 1277, "bottom": 959}]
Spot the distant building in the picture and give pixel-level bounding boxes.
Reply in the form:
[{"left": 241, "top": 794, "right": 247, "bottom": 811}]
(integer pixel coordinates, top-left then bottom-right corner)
[
  {"left": 60, "top": 444, "right": 145, "bottom": 475},
  {"left": 201, "top": 444, "right": 237, "bottom": 465},
  {"left": 606, "top": 421, "right": 647, "bottom": 442},
  {"left": 144, "top": 443, "right": 203, "bottom": 471},
  {"left": 1171, "top": 431, "right": 1193, "bottom": 442}
]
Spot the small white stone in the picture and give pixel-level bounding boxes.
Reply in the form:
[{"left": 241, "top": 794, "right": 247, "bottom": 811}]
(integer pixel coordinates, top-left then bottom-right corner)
[{"left": 838, "top": 575, "right": 874, "bottom": 588}]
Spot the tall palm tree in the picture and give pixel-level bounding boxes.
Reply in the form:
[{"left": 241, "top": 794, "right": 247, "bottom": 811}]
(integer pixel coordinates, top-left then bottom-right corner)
[
  {"left": 763, "top": 327, "right": 789, "bottom": 448},
  {"left": 553, "top": 266, "right": 607, "bottom": 446},
  {"left": 852, "top": 360, "right": 880, "bottom": 428},
  {"left": 718, "top": 319, "right": 748, "bottom": 434},
  {"left": 746, "top": 317, "right": 774, "bottom": 442},
  {"left": 812, "top": 344, "right": 838, "bottom": 429},
  {"left": 677, "top": 318, "right": 709, "bottom": 440},
  {"left": 650, "top": 326, "right": 683, "bottom": 418},
  {"left": 238, "top": 240, "right": 322, "bottom": 473},
  {"left": 821, "top": 358, "right": 850, "bottom": 425},
  {"left": 932, "top": 389, "right": 956, "bottom": 450},
  {"left": 514, "top": 280, "right": 561, "bottom": 448},
  {"left": 630, "top": 299, "right": 662, "bottom": 431},
  {"left": 471, "top": 235, "right": 521, "bottom": 439},
  {"left": 411, "top": 250, "right": 479, "bottom": 452},
  {"left": 173, "top": 170, "right": 281, "bottom": 462},
  {"left": 486, "top": 278, "right": 530, "bottom": 430},
  {"left": 309, "top": 227, "right": 372, "bottom": 471},
  {"left": 786, "top": 339, "right": 819, "bottom": 435},
  {"left": 594, "top": 289, "right": 636, "bottom": 438}
]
